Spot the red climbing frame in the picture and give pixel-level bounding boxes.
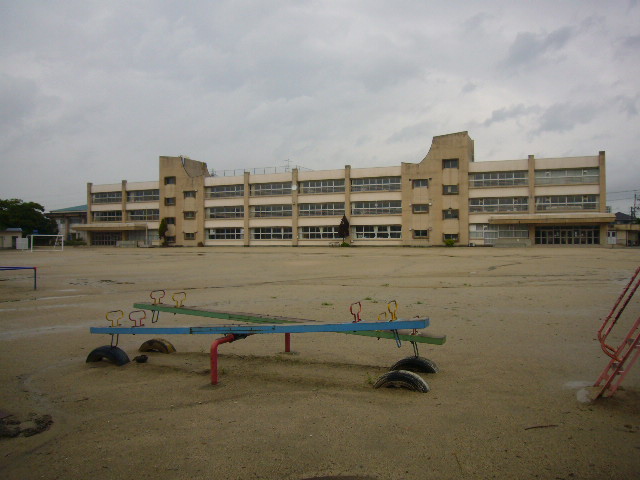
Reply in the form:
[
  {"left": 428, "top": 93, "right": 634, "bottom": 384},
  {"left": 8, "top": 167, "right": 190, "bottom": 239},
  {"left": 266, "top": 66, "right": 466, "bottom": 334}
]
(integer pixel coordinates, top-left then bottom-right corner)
[{"left": 594, "top": 266, "right": 640, "bottom": 398}]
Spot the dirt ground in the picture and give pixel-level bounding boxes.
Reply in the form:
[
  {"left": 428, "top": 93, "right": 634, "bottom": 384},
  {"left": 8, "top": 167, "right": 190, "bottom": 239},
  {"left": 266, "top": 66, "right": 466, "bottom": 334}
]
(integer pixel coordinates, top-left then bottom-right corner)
[{"left": 0, "top": 246, "right": 639, "bottom": 480}]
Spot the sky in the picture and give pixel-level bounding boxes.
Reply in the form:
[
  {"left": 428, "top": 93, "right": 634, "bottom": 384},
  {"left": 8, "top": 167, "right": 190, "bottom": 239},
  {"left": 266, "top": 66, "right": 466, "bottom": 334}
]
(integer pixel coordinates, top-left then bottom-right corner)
[{"left": 1, "top": 0, "right": 639, "bottom": 214}]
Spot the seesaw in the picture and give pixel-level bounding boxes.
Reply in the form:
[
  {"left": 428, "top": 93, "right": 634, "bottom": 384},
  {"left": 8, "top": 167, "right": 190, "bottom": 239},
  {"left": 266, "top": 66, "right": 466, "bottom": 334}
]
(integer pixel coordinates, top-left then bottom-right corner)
[{"left": 87, "top": 290, "right": 446, "bottom": 392}]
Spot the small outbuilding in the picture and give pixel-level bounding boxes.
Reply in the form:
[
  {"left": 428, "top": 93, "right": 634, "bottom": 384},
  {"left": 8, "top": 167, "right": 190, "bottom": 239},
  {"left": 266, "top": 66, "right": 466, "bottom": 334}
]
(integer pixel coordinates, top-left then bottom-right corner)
[{"left": 0, "top": 228, "right": 23, "bottom": 248}]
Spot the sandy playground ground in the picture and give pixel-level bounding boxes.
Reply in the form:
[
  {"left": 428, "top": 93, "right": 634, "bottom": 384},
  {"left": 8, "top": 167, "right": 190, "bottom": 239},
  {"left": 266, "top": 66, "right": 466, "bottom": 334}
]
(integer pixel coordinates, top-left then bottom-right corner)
[{"left": 0, "top": 246, "right": 639, "bottom": 480}]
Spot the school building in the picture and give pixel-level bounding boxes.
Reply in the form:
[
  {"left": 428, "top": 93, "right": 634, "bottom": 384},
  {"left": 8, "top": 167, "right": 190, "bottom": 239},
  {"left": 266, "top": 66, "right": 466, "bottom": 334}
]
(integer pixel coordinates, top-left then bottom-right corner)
[{"left": 74, "top": 131, "right": 614, "bottom": 247}]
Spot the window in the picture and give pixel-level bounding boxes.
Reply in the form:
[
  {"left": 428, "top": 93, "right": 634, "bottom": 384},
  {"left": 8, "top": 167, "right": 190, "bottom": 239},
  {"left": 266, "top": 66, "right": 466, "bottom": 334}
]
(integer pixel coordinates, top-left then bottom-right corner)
[
  {"left": 443, "top": 233, "right": 459, "bottom": 241},
  {"left": 535, "top": 226, "right": 599, "bottom": 245},
  {"left": 251, "top": 182, "right": 292, "bottom": 196},
  {"left": 93, "top": 210, "right": 122, "bottom": 222},
  {"left": 208, "top": 228, "right": 244, "bottom": 240},
  {"left": 469, "top": 171, "right": 528, "bottom": 188},
  {"left": 206, "top": 184, "right": 244, "bottom": 198},
  {"left": 251, "top": 227, "right": 293, "bottom": 239},
  {"left": 250, "top": 204, "right": 292, "bottom": 217},
  {"left": 299, "top": 226, "right": 340, "bottom": 239},
  {"left": 166, "top": 217, "right": 175, "bottom": 225},
  {"left": 92, "top": 232, "right": 121, "bottom": 246},
  {"left": 354, "top": 225, "right": 402, "bottom": 239},
  {"left": 207, "top": 206, "right": 244, "bottom": 219},
  {"left": 299, "top": 203, "right": 345, "bottom": 216},
  {"left": 299, "top": 179, "right": 345, "bottom": 194},
  {"left": 184, "top": 232, "right": 196, "bottom": 240},
  {"left": 413, "top": 179, "right": 429, "bottom": 188},
  {"left": 443, "top": 185, "right": 459, "bottom": 195},
  {"left": 352, "top": 201, "right": 402, "bottom": 215},
  {"left": 469, "top": 197, "right": 528, "bottom": 213},
  {"left": 469, "top": 224, "right": 529, "bottom": 244},
  {"left": 91, "top": 192, "right": 122, "bottom": 204},
  {"left": 164, "top": 176, "right": 176, "bottom": 185},
  {"left": 351, "top": 176, "right": 401, "bottom": 192},
  {"left": 443, "top": 158, "right": 459, "bottom": 169},
  {"left": 184, "top": 191, "right": 196, "bottom": 198},
  {"left": 534, "top": 168, "right": 599, "bottom": 185},
  {"left": 127, "top": 189, "right": 159, "bottom": 202},
  {"left": 165, "top": 236, "right": 176, "bottom": 243},
  {"left": 184, "top": 211, "right": 196, "bottom": 220},
  {"left": 535, "top": 195, "right": 598, "bottom": 211},
  {"left": 165, "top": 197, "right": 176, "bottom": 206},
  {"left": 443, "top": 209, "right": 459, "bottom": 219},
  {"left": 412, "top": 204, "right": 429, "bottom": 214},
  {"left": 413, "top": 230, "right": 429, "bottom": 239},
  {"left": 128, "top": 209, "right": 159, "bottom": 221}
]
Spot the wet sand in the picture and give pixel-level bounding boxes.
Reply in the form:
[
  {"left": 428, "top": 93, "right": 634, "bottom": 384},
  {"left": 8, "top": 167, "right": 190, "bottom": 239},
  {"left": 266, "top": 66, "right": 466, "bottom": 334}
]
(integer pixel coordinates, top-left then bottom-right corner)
[{"left": 0, "top": 246, "right": 639, "bottom": 479}]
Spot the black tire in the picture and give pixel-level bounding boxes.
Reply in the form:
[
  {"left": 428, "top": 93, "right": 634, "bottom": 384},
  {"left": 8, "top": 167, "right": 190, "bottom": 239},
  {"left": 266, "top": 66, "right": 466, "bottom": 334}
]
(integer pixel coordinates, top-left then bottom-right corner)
[
  {"left": 373, "top": 370, "right": 430, "bottom": 392},
  {"left": 86, "top": 346, "right": 130, "bottom": 366},
  {"left": 138, "top": 338, "right": 176, "bottom": 354},
  {"left": 390, "top": 356, "right": 439, "bottom": 374}
]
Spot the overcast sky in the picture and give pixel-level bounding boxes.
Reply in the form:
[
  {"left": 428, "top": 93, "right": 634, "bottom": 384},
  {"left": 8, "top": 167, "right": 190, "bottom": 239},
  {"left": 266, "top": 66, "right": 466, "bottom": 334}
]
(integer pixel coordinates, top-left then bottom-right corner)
[{"left": 1, "top": 1, "right": 639, "bottom": 213}]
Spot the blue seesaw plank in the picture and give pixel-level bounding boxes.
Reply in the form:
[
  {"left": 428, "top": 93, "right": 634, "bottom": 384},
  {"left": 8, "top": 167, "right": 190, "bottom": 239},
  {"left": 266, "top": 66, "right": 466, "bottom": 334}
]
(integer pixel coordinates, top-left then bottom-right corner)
[{"left": 90, "top": 318, "right": 428, "bottom": 335}]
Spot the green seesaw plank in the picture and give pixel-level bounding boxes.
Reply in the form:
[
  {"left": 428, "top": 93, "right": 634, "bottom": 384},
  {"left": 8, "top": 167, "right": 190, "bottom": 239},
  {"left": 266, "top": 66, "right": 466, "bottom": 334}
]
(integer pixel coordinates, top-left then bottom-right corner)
[
  {"left": 133, "top": 302, "right": 446, "bottom": 345},
  {"left": 345, "top": 330, "right": 446, "bottom": 345},
  {"left": 133, "top": 302, "right": 306, "bottom": 324}
]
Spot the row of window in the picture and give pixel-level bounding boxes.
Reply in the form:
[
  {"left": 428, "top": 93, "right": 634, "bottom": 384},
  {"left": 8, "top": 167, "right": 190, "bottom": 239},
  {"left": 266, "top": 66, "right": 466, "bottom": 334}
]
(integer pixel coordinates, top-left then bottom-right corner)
[
  {"left": 93, "top": 224, "right": 601, "bottom": 245},
  {"left": 204, "top": 225, "right": 407, "bottom": 240},
  {"left": 469, "top": 197, "right": 528, "bottom": 213},
  {"left": 93, "top": 189, "right": 165, "bottom": 204},
  {"left": 469, "top": 195, "right": 598, "bottom": 213},
  {"left": 94, "top": 166, "right": 600, "bottom": 205},
  {"left": 92, "top": 194, "right": 600, "bottom": 223},
  {"left": 207, "top": 201, "right": 408, "bottom": 218},
  {"left": 204, "top": 177, "right": 406, "bottom": 198},
  {"left": 469, "top": 224, "right": 529, "bottom": 242},
  {"left": 469, "top": 224, "right": 600, "bottom": 245},
  {"left": 469, "top": 168, "right": 599, "bottom": 188}
]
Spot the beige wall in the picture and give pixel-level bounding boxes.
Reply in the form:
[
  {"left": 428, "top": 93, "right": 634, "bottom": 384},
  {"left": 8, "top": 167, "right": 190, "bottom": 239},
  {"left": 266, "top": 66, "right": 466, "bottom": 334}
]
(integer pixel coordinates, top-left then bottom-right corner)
[
  {"left": 159, "top": 156, "right": 209, "bottom": 246},
  {"left": 85, "top": 131, "right": 613, "bottom": 248}
]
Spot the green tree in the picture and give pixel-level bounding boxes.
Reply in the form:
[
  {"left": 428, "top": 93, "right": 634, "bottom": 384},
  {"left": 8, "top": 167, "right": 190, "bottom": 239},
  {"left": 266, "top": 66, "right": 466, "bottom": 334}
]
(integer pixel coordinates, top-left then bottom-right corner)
[
  {"left": 158, "top": 217, "right": 168, "bottom": 246},
  {"left": 337, "top": 215, "right": 350, "bottom": 242},
  {"left": 0, "top": 199, "right": 58, "bottom": 236}
]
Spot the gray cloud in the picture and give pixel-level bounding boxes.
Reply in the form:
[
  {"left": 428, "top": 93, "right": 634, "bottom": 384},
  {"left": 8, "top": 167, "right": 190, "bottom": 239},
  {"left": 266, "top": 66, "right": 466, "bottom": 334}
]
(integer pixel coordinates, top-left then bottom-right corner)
[
  {"left": 535, "top": 102, "right": 599, "bottom": 134},
  {"left": 482, "top": 104, "right": 541, "bottom": 127},
  {"left": 461, "top": 82, "right": 477, "bottom": 94},
  {"left": 614, "top": 95, "right": 639, "bottom": 117},
  {"left": 387, "top": 121, "right": 436, "bottom": 143},
  {"left": 502, "top": 26, "right": 574, "bottom": 68}
]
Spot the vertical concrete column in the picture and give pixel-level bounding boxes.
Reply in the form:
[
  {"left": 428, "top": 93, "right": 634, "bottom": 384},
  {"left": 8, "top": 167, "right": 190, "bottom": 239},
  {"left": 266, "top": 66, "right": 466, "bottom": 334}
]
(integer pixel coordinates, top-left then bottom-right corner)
[
  {"left": 527, "top": 155, "right": 535, "bottom": 214},
  {"left": 243, "top": 172, "right": 250, "bottom": 247},
  {"left": 121, "top": 180, "right": 128, "bottom": 241},
  {"left": 400, "top": 163, "right": 412, "bottom": 246},
  {"left": 599, "top": 151, "right": 607, "bottom": 245},
  {"left": 86, "top": 182, "right": 93, "bottom": 245},
  {"left": 86, "top": 183, "right": 93, "bottom": 223},
  {"left": 344, "top": 165, "right": 352, "bottom": 240},
  {"left": 527, "top": 155, "right": 536, "bottom": 245},
  {"left": 458, "top": 152, "right": 469, "bottom": 245},
  {"left": 291, "top": 168, "right": 299, "bottom": 246},
  {"left": 598, "top": 151, "right": 606, "bottom": 213}
]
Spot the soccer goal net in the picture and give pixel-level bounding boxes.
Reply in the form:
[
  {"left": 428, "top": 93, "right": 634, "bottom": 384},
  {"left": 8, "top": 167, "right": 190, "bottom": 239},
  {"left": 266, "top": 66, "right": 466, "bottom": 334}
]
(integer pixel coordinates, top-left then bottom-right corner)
[{"left": 30, "top": 234, "right": 64, "bottom": 252}]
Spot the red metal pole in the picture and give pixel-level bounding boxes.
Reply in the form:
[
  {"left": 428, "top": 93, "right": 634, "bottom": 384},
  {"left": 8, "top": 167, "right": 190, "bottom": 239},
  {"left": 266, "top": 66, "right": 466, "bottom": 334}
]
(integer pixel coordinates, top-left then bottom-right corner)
[
  {"left": 210, "top": 334, "right": 235, "bottom": 385},
  {"left": 285, "top": 333, "right": 291, "bottom": 353}
]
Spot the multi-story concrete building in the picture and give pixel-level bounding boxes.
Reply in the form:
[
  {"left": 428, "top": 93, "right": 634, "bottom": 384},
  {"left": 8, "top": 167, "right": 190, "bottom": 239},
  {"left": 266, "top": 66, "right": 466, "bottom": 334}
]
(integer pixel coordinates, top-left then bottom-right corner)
[
  {"left": 48, "top": 205, "right": 88, "bottom": 242},
  {"left": 75, "top": 131, "right": 614, "bottom": 247}
]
